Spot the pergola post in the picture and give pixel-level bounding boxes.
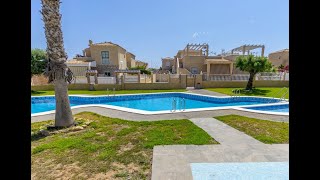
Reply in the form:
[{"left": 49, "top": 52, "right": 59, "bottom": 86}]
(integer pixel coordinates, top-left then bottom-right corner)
[
  {"left": 151, "top": 73, "right": 153, "bottom": 83},
  {"left": 206, "top": 44, "right": 209, "bottom": 56},
  {"left": 86, "top": 75, "right": 90, "bottom": 84},
  {"left": 207, "top": 63, "right": 211, "bottom": 77},
  {"left": 230, "top": 63, "right": 233, "bottom": 75},
  {"left": 242, "top": 45, "right": 246, "bottom": 55},
  {"left": 186, "top": 44, "right": 189, "bottom": 56},
  {"left": 261, "top": 45, "right": 265, "bottom": 57},
  {"left": 94, "top": 74, "right": 98, "bottom": 84}
]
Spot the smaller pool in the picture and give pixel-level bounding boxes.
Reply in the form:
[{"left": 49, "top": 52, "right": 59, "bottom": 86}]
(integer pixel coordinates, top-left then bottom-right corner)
[
  {"left": 191, "top": 162, "right": 288, "bottom": 180},
  {"left": 245, "top": 104, "right": 289, "bottom": 113}
]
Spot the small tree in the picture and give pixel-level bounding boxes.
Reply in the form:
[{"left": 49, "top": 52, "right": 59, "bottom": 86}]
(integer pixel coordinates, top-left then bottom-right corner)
[
  {"left": 31, "top": 49, "right": 47, "bottom": 77},
  {"left": 129, "top": 66, "right": 151, "bottom": 75},
  {"left": 235, "top": 55, "right": 272, "bottom": 90}
]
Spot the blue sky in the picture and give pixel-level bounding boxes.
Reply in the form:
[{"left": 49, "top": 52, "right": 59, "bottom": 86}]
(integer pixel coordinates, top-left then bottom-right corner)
[{"left": 32, "top": 0, "right": 288, "bottom": 68}]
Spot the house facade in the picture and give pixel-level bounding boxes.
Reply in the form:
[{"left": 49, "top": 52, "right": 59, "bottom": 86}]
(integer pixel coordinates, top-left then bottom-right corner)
[
  {"left": 161, "top": 57, "right": 174, "bottom": 71},
  {"left": 161, "top": 43, "right": 266, "bottom": 75},
  {"left": 67, "top": 40, "right": 148, "bottom": 77},
  {"left": 162, "top": 43, "right": 233, "bottom": 75},
  {"left": 268, "top": 49, "right": 289, "bottom": 67}
]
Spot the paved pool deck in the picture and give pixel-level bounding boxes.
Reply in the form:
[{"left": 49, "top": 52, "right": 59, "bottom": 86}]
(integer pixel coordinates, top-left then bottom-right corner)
[
  {"left": 151, "top": 117, "right": 289, "bottom": 180},
  {"left": 31, "top": 106, "right": 288, "bottom": 123}
]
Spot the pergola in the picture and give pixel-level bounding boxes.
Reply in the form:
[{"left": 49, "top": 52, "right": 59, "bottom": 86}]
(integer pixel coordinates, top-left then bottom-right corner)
[
  {"left": 184, "top": 43, "right": 209, "bottom": 56},
  {"left": 229, "top": 44, "right": 265, "bottom": 57},
  {"left": 114, "top": 70, "right": 141, "bottom": 83},
  {"left": 85, "top": 70, "right": 98, "bottom": 84},
  {"left": 205, "top": 58, "right": 233, "bottom": 75}
]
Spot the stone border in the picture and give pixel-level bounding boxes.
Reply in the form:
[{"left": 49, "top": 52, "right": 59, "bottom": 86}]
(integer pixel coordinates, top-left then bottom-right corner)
[{"left": 31, "top": 106, "right": 289, "bottom": 123}]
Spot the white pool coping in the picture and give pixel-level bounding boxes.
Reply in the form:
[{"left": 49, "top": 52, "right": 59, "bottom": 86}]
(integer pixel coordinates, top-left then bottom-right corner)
[{"left": 31, "top": 92, "right": 289, "bottom": 117}]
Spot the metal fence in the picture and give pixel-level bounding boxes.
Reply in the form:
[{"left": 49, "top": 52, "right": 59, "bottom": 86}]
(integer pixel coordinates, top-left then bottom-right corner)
[
  {"left": 203, "top": 74, "right": 250, "bottom": 81},
  {"left": 203, "top": 72, "right": 289, "bottom": 81},
  {"left": 72, "top": 76, "right": 116, "bottom": 84}
]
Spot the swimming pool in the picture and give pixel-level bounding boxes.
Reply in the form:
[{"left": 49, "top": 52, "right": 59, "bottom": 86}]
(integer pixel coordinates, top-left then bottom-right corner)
[
  {"left": 245, "top": 104, "right": 289, "bottom": 113},
  {"left": 191, "top": 162, "right": 289, "bottom": 180},
  {"left": 233, "top": 103, "right": 289, "bottom": 116},
  {"left": 31, "top": 92, "right": 286, "bottom": 116}
]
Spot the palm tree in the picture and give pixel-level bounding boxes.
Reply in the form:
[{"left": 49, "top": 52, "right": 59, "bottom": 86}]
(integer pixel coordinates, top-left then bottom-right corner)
[{"left": 41, "top": 0, "right": 74, "bottom": 127}]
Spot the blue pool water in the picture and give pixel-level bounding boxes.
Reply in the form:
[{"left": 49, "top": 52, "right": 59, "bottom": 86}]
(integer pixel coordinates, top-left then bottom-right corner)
[
  {"left": 31, "top": 93, "right": 281, "bottom": 114},
  {"left": 245, "top": 104, "right": 289, "bottom": 113},
  {"left": 191, "top": 162, "right": 289, "bottom": 180}
]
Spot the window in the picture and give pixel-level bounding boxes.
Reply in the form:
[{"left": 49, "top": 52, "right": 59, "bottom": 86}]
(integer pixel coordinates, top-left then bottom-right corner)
[
  {"left": 104, "top": 71, "right": 111, "bottom": 77},
  {"left": 165, "top": 61, "right": 170, "bottom": 67},
  {"left": 101, "top": 51, "right": 110, "bottom": 64},
  {"left": 191, "top": 67, "right": 198, "bottom": 74}
]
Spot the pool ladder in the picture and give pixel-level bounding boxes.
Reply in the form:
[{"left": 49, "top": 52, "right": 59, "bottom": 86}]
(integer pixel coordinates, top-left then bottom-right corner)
[
  {"left": 171, "top": 98, "right": 177, "bottom": 112},
  {"left": 179, "top": 98, "right": 186, "bottom": 111},
  {"left": 171, "top": 98, "right": 186, "bottom": 112},
  {"left": 268, "top": 87, "right": 289, "bottom": 103},
  {"left": 231, "top": 89, "right": 241, "bottom": 101},
  {"left": 106, "top": 88, "right": 116, "bottom": 97}
]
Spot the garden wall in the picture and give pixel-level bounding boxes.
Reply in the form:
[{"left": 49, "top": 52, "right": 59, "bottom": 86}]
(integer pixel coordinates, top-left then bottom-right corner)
[{"left": 202, "top": 80, "right": 289, "bottom": 88}]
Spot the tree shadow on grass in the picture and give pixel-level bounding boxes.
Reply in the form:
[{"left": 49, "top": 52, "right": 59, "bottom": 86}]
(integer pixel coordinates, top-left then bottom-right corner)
[
  {"left": 240, "top": 89, "right": 271, "bottom": 96},
  {"left": 31, "top": 133, "right": 46, "bottom": 142},
  {"left": 31, "top": 90, "right": 46, "bottom": 95}
]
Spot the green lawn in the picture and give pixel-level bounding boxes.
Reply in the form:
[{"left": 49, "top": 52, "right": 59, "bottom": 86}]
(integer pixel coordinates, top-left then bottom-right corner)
[
  {"left": 215, "top": 115, "right": 288, "bottom": 144},
  {"left": 206, "top": 87, "right": 289, "bottom": 99},
  {"left": 31, "top": 112, "right": 217, "bottom": 179},
  {"left": 31, "top": 89, "right": 186, "bottom": 96}
]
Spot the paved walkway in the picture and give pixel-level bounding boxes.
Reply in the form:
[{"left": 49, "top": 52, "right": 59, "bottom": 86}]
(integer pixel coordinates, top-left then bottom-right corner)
[
  {"left": 32, "top": 107, "right": 288, "bottom": 123},
  {"left": 151, "top": 118, "right": 289, "bottom": 180}
]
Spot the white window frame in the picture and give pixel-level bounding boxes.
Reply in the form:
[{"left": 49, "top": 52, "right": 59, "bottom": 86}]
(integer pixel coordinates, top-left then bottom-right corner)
[{"left": 101, "top": 51, "right": 110, "bottom": 65}]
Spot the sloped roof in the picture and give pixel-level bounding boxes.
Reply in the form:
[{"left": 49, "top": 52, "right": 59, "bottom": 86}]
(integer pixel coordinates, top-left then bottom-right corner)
[
  {"left": 91, "top": 41, "right": 126, "bottom": 51},
  {"left": 269, "top": 49, "right": 289, "bottom": 54},
  {"left": 126, "top": 52, "right": 136, "bottom": 57}
]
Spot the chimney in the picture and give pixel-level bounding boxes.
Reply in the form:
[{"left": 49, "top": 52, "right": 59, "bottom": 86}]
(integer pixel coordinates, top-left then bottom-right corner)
[{"left": 89, "top": 40, "right": 93, "bottom": 46}]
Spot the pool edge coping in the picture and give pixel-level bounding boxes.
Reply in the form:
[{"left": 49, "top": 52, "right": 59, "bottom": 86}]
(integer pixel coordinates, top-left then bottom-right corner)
[{"left": 31, "top": 92, "right": 289, "bottom": 117}]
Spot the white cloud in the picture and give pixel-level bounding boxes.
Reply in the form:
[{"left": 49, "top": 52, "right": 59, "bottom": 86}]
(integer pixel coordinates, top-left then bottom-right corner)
[
  {"left": 192, "top": 32, "right": 199, "bottom": 38},
  {"left": 192, "top": 31, "right": 209, "bottom": 39}
]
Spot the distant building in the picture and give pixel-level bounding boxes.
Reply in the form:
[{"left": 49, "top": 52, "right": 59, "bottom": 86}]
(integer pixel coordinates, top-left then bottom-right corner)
[
  {"left": 161, "top": 43, "right": 265, "bottom": 75},
  {"left": 66, "top": 40, "right": 148, "bottom": 77},
  {"left": 161, "top": 57, "right": 174, "bottom": 71},
  {"left": 268, "top": 49, "right": 289, "bottom": 67}
]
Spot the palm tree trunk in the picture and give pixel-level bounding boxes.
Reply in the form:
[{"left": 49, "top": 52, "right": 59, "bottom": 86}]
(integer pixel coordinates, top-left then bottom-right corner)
[
  {"left": 41, "top": 0, "right": 74, "bottom": 127},
  {"left": 246, "top": 73, "right": 255, "bottom": 90}
]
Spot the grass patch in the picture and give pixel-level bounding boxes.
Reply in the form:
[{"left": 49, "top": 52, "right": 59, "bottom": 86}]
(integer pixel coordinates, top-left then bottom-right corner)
[
  {"left": 31, "top": 89, "right": 186, "bottom": 96},
  {"left": 205, "top": 87, "right": 289, "bottom": 99},
  {"left": 31, "top": 112, "right": 217, "bottom": 179},
  {"left": 215, "top": 115, "right": 288, "bottom": 144}
]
